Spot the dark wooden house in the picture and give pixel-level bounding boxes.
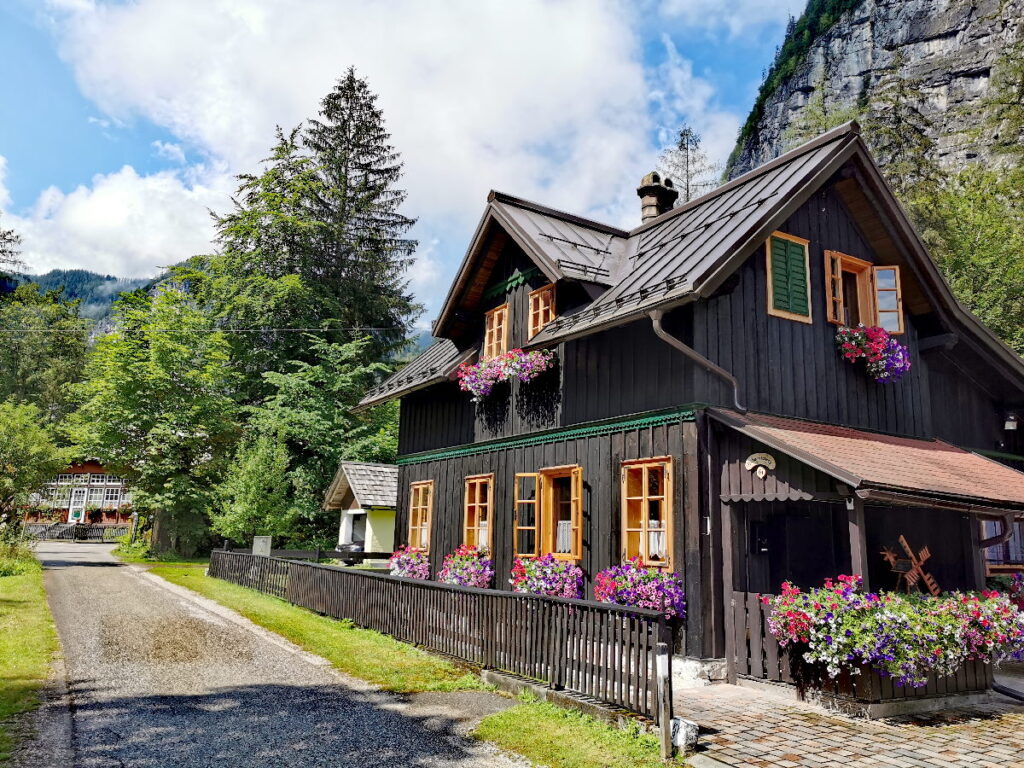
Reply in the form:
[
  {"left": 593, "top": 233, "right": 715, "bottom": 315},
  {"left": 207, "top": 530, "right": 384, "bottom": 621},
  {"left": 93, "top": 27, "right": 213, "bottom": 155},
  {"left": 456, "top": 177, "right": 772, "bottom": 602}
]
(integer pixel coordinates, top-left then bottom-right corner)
[{"left": 356, "top": 123, "right": 1024, "bottom": 672}]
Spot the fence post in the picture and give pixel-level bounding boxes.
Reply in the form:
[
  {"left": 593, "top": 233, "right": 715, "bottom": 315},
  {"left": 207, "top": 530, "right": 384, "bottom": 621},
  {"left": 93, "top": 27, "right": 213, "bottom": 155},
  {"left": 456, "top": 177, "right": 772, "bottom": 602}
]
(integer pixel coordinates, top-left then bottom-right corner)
[{"left": 656, "top": 615, "right": 674, "bottom": 760}]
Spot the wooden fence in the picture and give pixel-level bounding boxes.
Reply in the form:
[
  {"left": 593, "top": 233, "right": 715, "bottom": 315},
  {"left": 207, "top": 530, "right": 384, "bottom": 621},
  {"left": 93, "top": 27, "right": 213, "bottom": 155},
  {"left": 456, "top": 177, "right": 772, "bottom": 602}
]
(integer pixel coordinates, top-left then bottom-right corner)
[
  {"left": 23, "top": 523, "right": 130, "bottom": 542},
  {"left": 728, "top": 591, "right": 994, "bottom": 701},
  {"left": 209, "top": 550, "right": 673, "bottom": 725}
]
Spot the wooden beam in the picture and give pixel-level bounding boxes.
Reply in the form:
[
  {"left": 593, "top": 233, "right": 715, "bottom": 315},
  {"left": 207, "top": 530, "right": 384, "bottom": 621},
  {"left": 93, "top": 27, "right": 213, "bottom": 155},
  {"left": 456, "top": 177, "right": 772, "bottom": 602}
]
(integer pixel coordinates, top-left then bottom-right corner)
[
  {"left": 721, "top": 500, "right": 737, "bottom": 684},
  {"left": 681, "top": 421, "right": 703, "bottom": 658},
  {"left": 918, "top": 332, "right": 959, "bottom": 353},
  {"left": 848, "top": 497, "right": 869, "bottom": 591}
]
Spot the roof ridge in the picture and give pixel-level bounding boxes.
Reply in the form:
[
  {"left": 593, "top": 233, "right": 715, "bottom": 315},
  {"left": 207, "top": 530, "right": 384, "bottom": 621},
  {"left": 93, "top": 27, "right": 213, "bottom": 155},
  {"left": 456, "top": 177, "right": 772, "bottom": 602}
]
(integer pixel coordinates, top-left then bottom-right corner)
[
  {"left": 628, "top": 121, "right": 861, "bottom": 236},
  {"left": 487, "top": 191, "right": 629, "bottom": 238}
]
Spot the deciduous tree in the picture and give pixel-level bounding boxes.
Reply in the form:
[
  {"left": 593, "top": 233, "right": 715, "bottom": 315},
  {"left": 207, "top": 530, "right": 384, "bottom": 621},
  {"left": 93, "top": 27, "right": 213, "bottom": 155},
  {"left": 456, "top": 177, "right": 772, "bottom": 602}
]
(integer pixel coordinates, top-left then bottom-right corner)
[{"left": 0, "top": 400, "right": 68, "bottom": 517}]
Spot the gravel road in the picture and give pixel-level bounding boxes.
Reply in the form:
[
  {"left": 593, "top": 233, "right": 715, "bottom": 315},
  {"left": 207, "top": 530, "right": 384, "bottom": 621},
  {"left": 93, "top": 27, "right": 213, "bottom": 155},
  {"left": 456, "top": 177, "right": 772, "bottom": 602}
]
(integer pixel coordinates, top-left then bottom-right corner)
[{"left": 31, "top": 542, "right": 519, "bottom": 768}]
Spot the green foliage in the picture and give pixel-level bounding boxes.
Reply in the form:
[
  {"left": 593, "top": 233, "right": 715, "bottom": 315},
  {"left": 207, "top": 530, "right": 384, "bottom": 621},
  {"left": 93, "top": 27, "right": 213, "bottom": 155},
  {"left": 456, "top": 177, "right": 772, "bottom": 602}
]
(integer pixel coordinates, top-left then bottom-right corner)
[
  {"left": 213, "top": 430, "right": 295, "bottom": 542},
  {"left": 0, "top": 400, "right": 68, "bottom": 517},
  {"left": 984, "top": 41, "right": 1024, "bottom": 160},
  {"left": 0, "top": 284, "right": 90, "bottom": 421},
  {"left": 911, "top": 166, "right": 1024, "bottom": 355},
  {"left": 69, "top": 286, "right": 240, "bottom": 556},
  {"left": 728, "top": 0, "right": 865, "bottom": 173},
  {"left": 16, "top": 269, "right": 151, "bottom": 320},
  {"left": 223, "top": 336, "right": 397, "bottom": 547},
  {"left": 0, "top": 211, "right": 22, "bottom": 278}
]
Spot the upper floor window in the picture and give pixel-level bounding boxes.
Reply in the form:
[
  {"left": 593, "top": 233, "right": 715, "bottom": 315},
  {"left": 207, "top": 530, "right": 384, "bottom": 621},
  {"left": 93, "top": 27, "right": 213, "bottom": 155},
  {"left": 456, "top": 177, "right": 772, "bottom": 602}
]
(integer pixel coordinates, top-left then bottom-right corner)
[
  {"left": 766, "top": 232, "right": 812, "bottom": 324},
  {"left": 408, "top": 480, "right": 434, "bottom": 552},
  {"left": 621, "top": 458, "right": 672, "bottom": 569},
  {"left": 483, "top": 304, "right": 509, "bottom": 360},
  {"left": 57, "top": 474, "right": 73, "bottom": 485},
  {"left": 90, "top": 473, "right": 107, "bottom": 485},
  {"left": 528, "top": 284, "right": 556, "bottom": 338},
  {"left": 513, "top": 465, "right": 582, "bottom": 561},
  {"left": 825, "top": 251, "right": 904, "bottom": 334},
  {"left": 463, "top": 474, "right": 493, "bottom": 549}
]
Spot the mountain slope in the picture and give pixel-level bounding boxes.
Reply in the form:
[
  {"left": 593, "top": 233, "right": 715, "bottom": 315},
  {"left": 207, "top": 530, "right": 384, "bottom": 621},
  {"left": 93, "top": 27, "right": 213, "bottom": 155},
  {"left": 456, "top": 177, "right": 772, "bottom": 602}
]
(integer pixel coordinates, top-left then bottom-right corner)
[
  {"left": 727, "top": 0, "right": 1024, "bottom": 178},
  {"left": 16, "top": 270, "right": 151, "bottom": 319}
]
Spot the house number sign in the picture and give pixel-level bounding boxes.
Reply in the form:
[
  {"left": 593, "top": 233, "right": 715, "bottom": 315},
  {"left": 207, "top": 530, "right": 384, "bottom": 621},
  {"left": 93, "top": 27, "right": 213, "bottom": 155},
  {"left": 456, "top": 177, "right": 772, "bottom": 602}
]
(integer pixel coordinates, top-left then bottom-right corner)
[{"left": 744, "top": 452, "right": 776, "bottom": 479}]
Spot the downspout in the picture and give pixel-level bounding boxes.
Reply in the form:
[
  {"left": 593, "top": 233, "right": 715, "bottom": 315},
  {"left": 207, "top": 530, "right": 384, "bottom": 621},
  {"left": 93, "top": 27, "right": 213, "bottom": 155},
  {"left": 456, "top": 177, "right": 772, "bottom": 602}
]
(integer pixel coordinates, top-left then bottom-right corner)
[
  {"left": 977, "top": 511, "right": 1018, "bottom": 550},
  {"left": 649, "top": 308, "right": 747, "bottom": 413}
]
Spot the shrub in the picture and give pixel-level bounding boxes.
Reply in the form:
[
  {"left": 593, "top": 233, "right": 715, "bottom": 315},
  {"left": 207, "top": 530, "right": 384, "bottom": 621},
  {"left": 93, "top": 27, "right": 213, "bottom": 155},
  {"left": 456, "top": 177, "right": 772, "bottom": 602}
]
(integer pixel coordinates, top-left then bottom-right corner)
[
  {"left": 0, "top": 539, "right": 39, "bottom": 577},
  {"left": 762, "top": 575, "right": 1024, "bottom": 687},
  {"left": 437, "top": 545, "right": 494, "bottom": 588},
  {"left": 594, "top": 558, "right": 686, "bottom": 619},
  {"left": 388, "top": 545, "right": 430, "bottom": 580},
  {"left": 510, "top": 555, "right": 583, "bottom": 599}
]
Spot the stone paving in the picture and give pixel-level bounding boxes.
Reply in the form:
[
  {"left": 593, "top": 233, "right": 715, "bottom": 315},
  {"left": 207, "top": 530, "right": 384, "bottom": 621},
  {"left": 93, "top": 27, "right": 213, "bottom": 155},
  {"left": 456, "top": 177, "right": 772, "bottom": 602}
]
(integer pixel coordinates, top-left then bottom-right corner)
[{"left": 677, "top": 681, "right": 1024, "bottom": 768}]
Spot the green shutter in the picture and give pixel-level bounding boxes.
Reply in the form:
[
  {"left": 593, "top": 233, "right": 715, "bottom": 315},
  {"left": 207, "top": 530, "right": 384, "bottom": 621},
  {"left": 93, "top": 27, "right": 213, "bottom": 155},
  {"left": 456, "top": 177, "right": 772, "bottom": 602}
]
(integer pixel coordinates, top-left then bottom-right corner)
[{"left": 769, "top": 236, "right": 809, "bottom": 317}]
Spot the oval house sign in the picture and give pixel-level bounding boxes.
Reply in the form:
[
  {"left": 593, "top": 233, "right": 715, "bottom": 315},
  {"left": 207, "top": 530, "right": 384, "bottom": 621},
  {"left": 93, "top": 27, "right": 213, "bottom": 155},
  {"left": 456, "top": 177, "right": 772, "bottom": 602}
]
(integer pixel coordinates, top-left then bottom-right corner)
[{"left": 744, "top": 452, "right": 776, "bottom": 479}]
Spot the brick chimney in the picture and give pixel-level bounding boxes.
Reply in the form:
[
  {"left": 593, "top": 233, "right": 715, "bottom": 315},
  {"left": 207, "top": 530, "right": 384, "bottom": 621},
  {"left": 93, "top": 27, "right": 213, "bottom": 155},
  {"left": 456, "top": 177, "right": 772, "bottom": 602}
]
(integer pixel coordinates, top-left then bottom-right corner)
[{"left": 636, "top": 171, "right": 679, "bottom": 223}]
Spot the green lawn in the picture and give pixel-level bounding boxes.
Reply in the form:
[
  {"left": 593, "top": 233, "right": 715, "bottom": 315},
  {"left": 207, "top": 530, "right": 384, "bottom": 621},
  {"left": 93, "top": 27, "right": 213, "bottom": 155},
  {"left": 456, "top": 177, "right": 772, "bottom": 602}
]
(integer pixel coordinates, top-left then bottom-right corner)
[
  {"left": 149, "top": 565, "right": 485, "bottom": 692},
  {"left": 474, "top": 695, "right": 684, "bottom": 768},
  {"left": 111, "top": 540, "right": 208, "bottom": 567},
  {"left": 0, "top": 562, "right": 59, "bottom": 763}
]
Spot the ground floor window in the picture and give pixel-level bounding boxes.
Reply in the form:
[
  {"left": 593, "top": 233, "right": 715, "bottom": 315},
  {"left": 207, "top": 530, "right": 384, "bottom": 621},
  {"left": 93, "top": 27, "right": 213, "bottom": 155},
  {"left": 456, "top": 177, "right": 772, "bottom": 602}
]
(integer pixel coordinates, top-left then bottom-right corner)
[
  {"left": 408, "top": 480, "right": 434, "bottom": 552},
  {"left": 514, "top": 465, "right": 582, "bottom": 560},
  {"left": 621, "top": 458, "right": 672, "bottom": 568},
  {"left": 463, "top": 474, "right": 493, "bottom": 549}
]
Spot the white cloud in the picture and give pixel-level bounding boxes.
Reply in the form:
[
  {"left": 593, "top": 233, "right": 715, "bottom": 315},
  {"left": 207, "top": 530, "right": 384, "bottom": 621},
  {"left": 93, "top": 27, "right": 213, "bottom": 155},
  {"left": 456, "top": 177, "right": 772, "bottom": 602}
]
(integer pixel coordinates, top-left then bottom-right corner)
[
  {"left": 659, "top": 0, "right": 806, "bottom": 38},
  {"left": 648, "top": 36, "right": 741, "bottom": 169},
  {"left": 152, "top": 140, "right": 186, "bottom": 164},
  {"left": 1, "top": 158, "right": 226, "bottom": 277}
]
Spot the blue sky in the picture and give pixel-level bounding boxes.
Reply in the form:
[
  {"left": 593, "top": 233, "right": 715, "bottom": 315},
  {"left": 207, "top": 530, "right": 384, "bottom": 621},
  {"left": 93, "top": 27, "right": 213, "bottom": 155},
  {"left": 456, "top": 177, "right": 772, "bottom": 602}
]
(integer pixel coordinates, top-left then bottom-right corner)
[{"left": 0, "top": 0, "right": 805, "bottom": 325}]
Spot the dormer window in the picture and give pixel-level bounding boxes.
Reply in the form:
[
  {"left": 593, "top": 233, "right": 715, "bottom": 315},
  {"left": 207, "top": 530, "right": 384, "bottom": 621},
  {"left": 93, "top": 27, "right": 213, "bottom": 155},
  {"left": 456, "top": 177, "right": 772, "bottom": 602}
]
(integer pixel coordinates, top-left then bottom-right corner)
[
  {"left": 483, "top": 304, "right": 509, "bottom": 359},
  {"left": 825, "top": 251, "right": 904, "bottom": 334},
  {"left": 528, "top": 284, "right": 556, "bottom": 338}
]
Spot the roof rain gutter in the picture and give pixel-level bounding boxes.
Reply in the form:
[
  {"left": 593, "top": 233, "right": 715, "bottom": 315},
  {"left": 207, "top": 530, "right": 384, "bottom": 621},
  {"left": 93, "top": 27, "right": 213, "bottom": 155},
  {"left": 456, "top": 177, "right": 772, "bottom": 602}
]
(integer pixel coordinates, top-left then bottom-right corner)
[{"left": 649, "top": 308, "right": 746, "bottom": 413}]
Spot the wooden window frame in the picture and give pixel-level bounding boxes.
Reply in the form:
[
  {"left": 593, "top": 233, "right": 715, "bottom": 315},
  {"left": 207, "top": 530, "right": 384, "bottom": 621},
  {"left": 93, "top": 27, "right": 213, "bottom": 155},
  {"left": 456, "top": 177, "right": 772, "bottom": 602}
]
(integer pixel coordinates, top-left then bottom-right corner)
[
  {"left": 765, "top": 231, "right": 813, "bottom": 324},
  {"left": 620, "top": 457, "right": 673, "bottom": 569},
  {"left": 528, "top": 283, "right": 557, "bottom": 339},
  {"left": 513, "top": 465, "right": 583, "bottom": 561},
  {"left": 408, "top": 480, "right": 434, "bottom": 552},
  {"left": 872, "top": 265, "right": 905, "bottom": 335},
  {"left": 463, "top": 473, "right": 494, "bottom": 550},
  {"left": 483, "top": 303, "right": 509, "bottom": 360},
  {"left": 824, "top": 250, "right": 875, "bottom": 326}
]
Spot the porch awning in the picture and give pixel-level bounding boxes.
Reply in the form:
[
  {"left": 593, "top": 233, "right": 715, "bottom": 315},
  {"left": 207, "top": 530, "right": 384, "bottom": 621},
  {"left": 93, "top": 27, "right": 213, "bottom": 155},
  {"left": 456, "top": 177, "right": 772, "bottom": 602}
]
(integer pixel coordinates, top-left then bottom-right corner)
[{"left": 710, "top": 408, "right": 1024, "bottom": 514}]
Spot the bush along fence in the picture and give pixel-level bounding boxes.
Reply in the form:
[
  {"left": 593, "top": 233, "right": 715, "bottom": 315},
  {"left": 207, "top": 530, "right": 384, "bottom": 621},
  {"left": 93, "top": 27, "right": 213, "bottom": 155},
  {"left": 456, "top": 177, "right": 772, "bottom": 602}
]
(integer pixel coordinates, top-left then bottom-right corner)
[{"left": 208, "top": 550, "right": 675, "bottom": 737}]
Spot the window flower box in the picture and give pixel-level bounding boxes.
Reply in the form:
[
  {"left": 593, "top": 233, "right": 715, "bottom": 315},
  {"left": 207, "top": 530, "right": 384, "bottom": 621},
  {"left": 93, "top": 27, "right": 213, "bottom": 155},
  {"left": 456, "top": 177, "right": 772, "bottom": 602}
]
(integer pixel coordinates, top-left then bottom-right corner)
[
  {"left": 388, "top": 545, "right": 430, "bottom": 580},
  {"left": 510, "top": 554, "right": 582, "bottom": 599},
  {"left": 456, "top": 349, "right": 556, "bottom": 401},
  {"left": 835, "top": 325, "right": 911, "bottom": 382},
  {"left": 438, "top": 545, "right": 494, "bottom": 588},
  {"left": 594, "top": 557, "right": 686, "bottom": 619}
]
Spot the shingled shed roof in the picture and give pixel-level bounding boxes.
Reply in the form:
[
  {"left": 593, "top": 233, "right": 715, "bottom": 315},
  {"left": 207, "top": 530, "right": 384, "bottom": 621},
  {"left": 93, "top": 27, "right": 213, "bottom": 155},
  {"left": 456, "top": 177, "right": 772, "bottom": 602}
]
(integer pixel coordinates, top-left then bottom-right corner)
[
  {"left": 323, "top": 461, "right": 398, "bottom": 511},
  {"left": 711, "top": 409, "right": 1024, "bottom": 510},
  {"left": 358, "top": 339, "right": 472, "bottom": 410}
]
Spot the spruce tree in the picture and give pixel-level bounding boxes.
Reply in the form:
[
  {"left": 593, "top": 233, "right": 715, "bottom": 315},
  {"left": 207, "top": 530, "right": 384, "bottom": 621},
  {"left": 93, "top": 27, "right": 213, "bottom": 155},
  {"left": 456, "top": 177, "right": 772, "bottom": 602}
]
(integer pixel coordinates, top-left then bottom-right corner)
[
  {"left": 658, "top": 125, "right": 720, "bottom": 202},
  {"left": 0, "top": 212, "right": 23, "bottom": 278},
  {"left": 303, "top": 67, "right": 419, "bottom": 359}
]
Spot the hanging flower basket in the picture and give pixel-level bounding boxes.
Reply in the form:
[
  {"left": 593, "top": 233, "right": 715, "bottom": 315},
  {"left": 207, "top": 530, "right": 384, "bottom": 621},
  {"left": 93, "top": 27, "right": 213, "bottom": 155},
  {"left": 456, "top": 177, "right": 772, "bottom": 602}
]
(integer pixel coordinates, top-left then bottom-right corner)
[
  {"left": 762, "top": 575, "right": 1024, "bottom": 688},
  {"left": 388, "top": 545, "right": 430, "bottom": 580},
  {"left": 456, "top": 349, "right": 556, "bottom": 400},
  {"left": 594, "top": 558, "right": 686, "bottom": 619},
  {"left": 510, "top": 554, "right": 583, "bottom": 599},
  {"left": 438, "top": 545, "right": 494, "bottom": 588},
  {"left": 835, "top": 325, "right": 911, "bottom": 382}
]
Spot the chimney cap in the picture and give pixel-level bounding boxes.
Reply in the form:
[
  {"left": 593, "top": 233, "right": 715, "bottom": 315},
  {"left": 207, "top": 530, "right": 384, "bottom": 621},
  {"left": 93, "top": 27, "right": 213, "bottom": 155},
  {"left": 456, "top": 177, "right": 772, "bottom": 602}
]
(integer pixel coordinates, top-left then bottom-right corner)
[
  {"left": 637, "top": 171, "right": 679, "bottom": 222},
  {"left": 637, "top": 171, "right": 674, "bottom": 190}
]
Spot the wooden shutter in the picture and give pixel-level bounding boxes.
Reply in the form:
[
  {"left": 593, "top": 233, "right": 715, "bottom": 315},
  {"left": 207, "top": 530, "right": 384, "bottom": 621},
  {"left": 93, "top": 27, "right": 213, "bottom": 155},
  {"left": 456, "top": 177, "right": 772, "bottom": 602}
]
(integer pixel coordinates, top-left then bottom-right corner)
[
  {"left": 872, "top": 266, "right": 904, "bottom": 334},
  {"left": 570, "top": 466, "right": 583, "bottom": 560},
  {"left": 513, "top": 473, "right": 540, "bottom": 557},
  {"left": 766, "top": 233, "right": 812, "bottom": 323},
  {"left": 824, "top": 250, "right": 844, "bottom": 324}
]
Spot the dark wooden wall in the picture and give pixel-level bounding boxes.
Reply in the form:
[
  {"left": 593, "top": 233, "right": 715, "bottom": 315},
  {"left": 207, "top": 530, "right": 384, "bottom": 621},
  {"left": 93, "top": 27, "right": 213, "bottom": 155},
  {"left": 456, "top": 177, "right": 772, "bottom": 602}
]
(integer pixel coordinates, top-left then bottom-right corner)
[
  {"left": 925, "top": 350, "right": 1006, "bottom": 451},
  {"left": 692, "top": 184, "right": 932, "bottom": 438},
  {"left": 398, "top": 383, "right": 475, "bottom": 455}
]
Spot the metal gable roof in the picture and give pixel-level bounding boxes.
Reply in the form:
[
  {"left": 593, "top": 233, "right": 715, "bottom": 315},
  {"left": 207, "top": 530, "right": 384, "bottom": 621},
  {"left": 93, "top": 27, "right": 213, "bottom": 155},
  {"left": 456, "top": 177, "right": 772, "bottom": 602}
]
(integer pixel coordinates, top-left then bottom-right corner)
[{"left": 357, "top": 339, "right": 472, "bottom": 410}]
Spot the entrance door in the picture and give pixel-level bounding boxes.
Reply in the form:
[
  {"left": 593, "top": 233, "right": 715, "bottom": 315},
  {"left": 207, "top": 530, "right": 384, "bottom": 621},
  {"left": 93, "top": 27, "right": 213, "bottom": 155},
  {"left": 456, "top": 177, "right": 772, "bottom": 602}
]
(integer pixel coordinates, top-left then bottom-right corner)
[{"left": 68, "top": 488, "right": 87, "bottom": 523}]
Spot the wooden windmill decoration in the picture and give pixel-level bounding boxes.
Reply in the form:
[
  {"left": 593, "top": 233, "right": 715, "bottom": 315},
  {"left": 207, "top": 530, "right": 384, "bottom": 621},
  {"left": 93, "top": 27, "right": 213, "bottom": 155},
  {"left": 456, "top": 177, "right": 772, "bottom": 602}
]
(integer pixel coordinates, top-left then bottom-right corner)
[{"left": 880, "top": 535, "right": 941, "bottom": 596}]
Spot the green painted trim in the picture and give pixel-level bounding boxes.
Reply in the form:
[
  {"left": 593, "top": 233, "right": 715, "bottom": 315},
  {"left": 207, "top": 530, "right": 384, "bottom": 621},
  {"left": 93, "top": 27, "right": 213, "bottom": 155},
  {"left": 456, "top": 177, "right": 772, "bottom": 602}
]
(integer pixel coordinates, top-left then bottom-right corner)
[
  {"left": 972, "top": 448, "right": 1024, "bottom": 462},
  {"left": 482, "top": 267, "right": 540, "bottom": 301},
  {"left": 397, "top": 405, "right": 701, "bottom": 465}
]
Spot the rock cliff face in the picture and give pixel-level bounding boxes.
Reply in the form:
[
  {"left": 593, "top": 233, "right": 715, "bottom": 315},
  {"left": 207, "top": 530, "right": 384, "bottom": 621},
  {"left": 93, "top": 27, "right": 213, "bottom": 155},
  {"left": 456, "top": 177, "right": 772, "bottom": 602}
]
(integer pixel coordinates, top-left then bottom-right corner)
[{"left": 729, "top": 0, "right": 1024, "bottom": 178}]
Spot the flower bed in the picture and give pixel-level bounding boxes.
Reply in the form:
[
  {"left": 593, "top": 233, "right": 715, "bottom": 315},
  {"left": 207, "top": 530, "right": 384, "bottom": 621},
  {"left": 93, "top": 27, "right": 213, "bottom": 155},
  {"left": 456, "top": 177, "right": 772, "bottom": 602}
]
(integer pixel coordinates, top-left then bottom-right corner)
[
  {"left": 762, "top": 575, "right": 1024, "bottom": 688},
  {"left": 593, "top": 558, "right": 686, "bottom": 619},
  {"left": 437, "top": 545, "right": 494, "bottom": 588},
  {"left": 388, "top": 545, "right": 430, "bottom": 580},
  {"left": 509, "top": 554, "right": 583, "bottom": 599},
  {"left": 1012, "top": 573, "right": 1024, "bottom": 611},
  {"left": 835, "top": 325, "right": 911, "bottom": 382},
  {"left": 456, "top": 349, "right": 556, "bottom": 400}
]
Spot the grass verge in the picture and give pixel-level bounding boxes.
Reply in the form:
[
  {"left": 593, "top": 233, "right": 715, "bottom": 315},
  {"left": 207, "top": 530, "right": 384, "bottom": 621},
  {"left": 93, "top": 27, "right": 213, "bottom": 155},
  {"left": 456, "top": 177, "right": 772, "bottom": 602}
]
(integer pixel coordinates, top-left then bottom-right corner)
[
  {"left": 473, "top": 694, "right": 684, "bottom": 768},
  {"left": 0, "top": 561, "right": 59, "bottom": 763},
  {"left": 149, "top": 565, "right": 486, "bottom": 693},
  {"left": 111, "top": 539, "right": 208, "bottom": 567}
]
